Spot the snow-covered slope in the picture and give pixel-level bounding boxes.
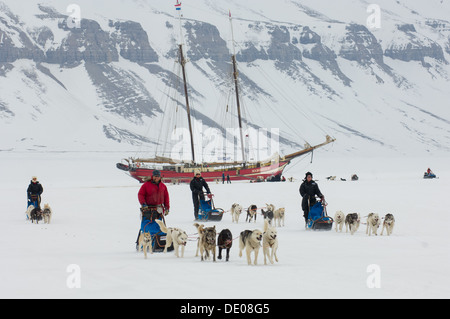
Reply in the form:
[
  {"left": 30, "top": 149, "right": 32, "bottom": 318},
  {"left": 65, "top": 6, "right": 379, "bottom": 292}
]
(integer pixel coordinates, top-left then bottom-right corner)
[
  {"left": 1, "top": 0, "right": 450, "bottom": 157},
  {"left": 1, "top": 152, "right": 449, "bottom": 299}
]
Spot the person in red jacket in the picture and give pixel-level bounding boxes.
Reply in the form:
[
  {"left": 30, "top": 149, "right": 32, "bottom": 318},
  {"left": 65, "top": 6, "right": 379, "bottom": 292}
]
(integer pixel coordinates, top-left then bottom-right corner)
[
  {"left": 136, "top": 170, "right": 170, "bottom": 251},
  {"left": 138, "top": 170, "right": 170, "bottom": 213}
]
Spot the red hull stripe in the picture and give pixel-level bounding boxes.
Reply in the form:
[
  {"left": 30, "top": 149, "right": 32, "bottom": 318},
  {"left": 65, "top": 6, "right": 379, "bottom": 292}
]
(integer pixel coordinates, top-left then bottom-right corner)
[{"left": 129, "top": 162, "right": 290, "bottom": 183}]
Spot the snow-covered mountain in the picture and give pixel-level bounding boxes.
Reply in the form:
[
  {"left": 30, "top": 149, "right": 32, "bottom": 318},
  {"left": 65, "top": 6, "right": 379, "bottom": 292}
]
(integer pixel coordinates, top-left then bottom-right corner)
[{"left": 1, "top": 0, "right": 450, "bottom": 157}]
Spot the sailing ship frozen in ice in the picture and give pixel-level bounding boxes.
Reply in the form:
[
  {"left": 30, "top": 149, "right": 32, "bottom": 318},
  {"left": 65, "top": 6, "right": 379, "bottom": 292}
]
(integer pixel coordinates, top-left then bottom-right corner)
[{"left": 116, "top": 3, "right": 335, "bottom": 183}]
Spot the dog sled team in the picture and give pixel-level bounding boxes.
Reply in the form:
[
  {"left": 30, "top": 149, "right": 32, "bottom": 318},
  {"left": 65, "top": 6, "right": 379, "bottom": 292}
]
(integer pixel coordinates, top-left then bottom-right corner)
[
  {"left": 334, "top": 211, "right": 395, "bottom": 236},
  {"left": 135, "top": 169, "right": 280, "bottom": 265},
  {"left": 24, "top": 169, "right": 395, "bottom": 267},
  {"left": 25, "top": 176, "right": 53, "bottom": 225}
]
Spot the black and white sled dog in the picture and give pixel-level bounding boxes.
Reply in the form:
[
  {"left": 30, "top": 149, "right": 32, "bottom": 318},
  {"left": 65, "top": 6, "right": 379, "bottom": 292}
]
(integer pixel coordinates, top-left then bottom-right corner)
[
  {"left": 230, "top": 203, "right": 243, "bottom": 223},
  {"left": 345, "top": 213, "right": 360, "bottom": 235},
  {"left": 30, "top": 206, "right": 43, "bottom": 224},
  {"left": 262, "top": 220, "right": 278, "bottom": 265},
  {"left": 380, "top": 213, "right": 395, "bottom": 236},
  {"left": 239, "top": 228, "right": 263, "bottom": 265},
  {"left": 334, "top": 211, "right": 345, "bottom": 232},
  {"left": 194, "top": 223, "right": 216, "bottom": 261},
  {"left": 217, "top": 229, "right": 233, "bottom": 261},
  {"left": 261, "top": 206, "right": 274, "bottom": 225},
  {"left": 42, "top": 203, "right": 53, "bottom": 224},
  {"left": 156, "top": 220, "right": 188, "bottom": 258},
  {"left": 366, "top": 213, "right": 381, "bottom": 236},
  {"left": 138, "top": 231, "right": 152, "bottom": 259},
  {"left": 246, "top": 204, "right": 258, "bottom": 223}
]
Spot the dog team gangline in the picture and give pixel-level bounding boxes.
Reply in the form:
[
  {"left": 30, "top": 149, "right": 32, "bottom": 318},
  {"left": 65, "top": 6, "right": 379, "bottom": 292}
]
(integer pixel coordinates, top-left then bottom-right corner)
[{"left": 116, "top": 5, "right": 335, "bottom": 183}]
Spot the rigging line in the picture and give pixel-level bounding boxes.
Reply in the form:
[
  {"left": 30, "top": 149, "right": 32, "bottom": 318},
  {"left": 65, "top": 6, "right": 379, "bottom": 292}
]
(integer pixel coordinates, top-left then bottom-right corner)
[
  {"left": 158, "top": 59, "right": 183, "bottom": 157},
  {"left": 234, "top": 62, "right": 308, "bottom": 145},
  {"left": 282, "top": 151, "right": 313, "bottom": 176},
  {"left": 255, "top": 64, "right": 316, "bottom": 126},
  {"left": 154, "top": 62, "right": 173, "bottom": 156},
  {"left": 133, "top": 74, "right": 171, "bottom": 160},
  {"left": 253, "top": 63, "right": 329, "bottom": 139}
]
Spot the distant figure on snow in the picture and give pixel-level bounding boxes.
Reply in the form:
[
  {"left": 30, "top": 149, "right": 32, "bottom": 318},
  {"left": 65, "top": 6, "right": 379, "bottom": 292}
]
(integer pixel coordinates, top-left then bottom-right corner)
[
  {"left": 299, "top": 172, "right": 325, "bottom": 225},
  {"left": 190, "top": 169, "right": 212, "bottom": 220},
  {"left": 27, "top": 176, "right": 43, "bottom": 208},
  {"left": 424, "top": 168, "right": 436, "bottom": 179}
]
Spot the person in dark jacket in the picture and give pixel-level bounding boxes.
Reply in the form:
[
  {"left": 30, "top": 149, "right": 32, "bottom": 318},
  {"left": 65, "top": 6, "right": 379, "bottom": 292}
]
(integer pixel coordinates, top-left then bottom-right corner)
[
  {"left": 190, "top": 169, "right": 211, "bottom": 220},
  {"left": 299, "top": 172, "right": 324, "bottom": 224},
  {"left": 27, "top": 176, "right": 43, "bottom": 208}
]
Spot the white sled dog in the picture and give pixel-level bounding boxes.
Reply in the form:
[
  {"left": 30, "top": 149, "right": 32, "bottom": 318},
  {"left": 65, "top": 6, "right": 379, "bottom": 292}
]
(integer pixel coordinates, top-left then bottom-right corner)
[
  {"left": 380, "top": 213, "right": 395, "bottom": 236},
  {"left": 42, "top": 203, "right": 53, "bottom": 224},
  {"left": 26, "top": 205, "right": 34, "bottom": 220},
  {"left": 263, "top": 219, "right": 278, "bottom": 265},
  {"left": 239, "top": 229, "right": 263, "bottom": 265},
  {"left": 230, "top": 203, "right": 243, "bottom": 223},
  {"left": 334, "top": 211, "right": 345, "bottom": 232},
  {"left": 138, "top": 231, "right": 153, "bottom": 259},
  {"left": 366, "top": 213, "right": 381, "bottom": 236},
  {"left": 273, "top": 207, "right": 285, "bottom": 227},
  {"left": 156, "top": 220, "right": 188, "bottom": 258}
]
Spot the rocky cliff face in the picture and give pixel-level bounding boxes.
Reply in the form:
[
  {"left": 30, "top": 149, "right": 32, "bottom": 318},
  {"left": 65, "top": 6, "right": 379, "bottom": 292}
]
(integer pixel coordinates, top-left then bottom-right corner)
[{"left": 0, "top": 1, "right": 449, "bottom": 154}]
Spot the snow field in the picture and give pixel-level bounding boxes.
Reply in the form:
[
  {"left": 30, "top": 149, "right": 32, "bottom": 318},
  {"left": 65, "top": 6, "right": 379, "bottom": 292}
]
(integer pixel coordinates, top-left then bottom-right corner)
[{"left": 1, "top": 151, "right": 449, "bottom": 298}]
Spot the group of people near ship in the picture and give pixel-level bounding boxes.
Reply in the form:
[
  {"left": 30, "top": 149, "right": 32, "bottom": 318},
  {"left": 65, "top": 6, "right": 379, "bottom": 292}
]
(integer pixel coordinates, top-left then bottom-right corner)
[{"left": 134, "top": 168, "right": 329, "bottom": 250}]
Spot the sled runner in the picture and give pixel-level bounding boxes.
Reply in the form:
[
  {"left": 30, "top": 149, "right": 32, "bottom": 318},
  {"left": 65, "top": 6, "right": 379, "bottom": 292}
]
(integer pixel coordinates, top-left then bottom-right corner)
[
  {"left": 306, "top": 200, "right": 333, "bottom": 231},
  {"left": 198, "top": 196, "right": 224, "bottom": 221}
]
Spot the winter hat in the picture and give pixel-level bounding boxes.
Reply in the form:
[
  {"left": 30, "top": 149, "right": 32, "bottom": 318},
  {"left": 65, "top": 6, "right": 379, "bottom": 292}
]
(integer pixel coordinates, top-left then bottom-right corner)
[
  {"left": 32, "top": 176, "right": 38, "bottom": 182},
  {"left": 194, "top": 169, "right": 201, "bottom": 176},
  {"left": 152, "top": 170, "right": 161, "bottom": 177}
]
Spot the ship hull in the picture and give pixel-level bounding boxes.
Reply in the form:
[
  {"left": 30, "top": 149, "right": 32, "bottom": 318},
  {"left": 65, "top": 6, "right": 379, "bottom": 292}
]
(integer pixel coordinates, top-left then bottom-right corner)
[{"left": 118, "top": 161, "right": 290, "bottom": 183}]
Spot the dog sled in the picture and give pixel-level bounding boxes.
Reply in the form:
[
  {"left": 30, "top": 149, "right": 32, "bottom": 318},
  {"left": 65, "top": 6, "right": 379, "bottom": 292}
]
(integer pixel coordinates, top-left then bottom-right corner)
[
  {"left": 306, "top": 200, "right": 333, "bottom": 231},
  {"left": 198, "top": 195, "right": 224, "bottom": 221},
  {"left": 137, "top": 205, "right": 173, "bottom": 253}
]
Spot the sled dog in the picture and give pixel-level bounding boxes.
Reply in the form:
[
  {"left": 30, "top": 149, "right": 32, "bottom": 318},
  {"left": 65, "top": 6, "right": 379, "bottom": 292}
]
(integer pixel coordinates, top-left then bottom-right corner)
[
  {"left": 261, "top": 208, "right": 273, "bottom": 224},
  {"left": 273, "top": 207, "right": 285, "bottom": 227},
  {"left": 366, "top": 213, "right": 381, "bottom": 236},
  {"left": 380, "top": 213, "right": 395, "bottom": 236},
  {"left": 230, "top": 203, "right": 243, "bottom": 223},
  {"left": 345, "top": 213, "right": 360, "bottom": 235},
  {"left": 156, "top": 220, "right": 188, "bottom": 258},
  {"left": 194, "top": 223, "right": 216, "bottom": 261},
  {"left": 42, "top": 203, "right": 53, "bottom": 224},
  {"left": 30, "top": 206, "right": 43, "bottom": 224},
  {"left": 217, "top": 229, "right": 233, "bottom": 261},
  {"left": 239, "top": 229, "right": 263, "bottom": 265},
  {"left": 334, "top": 211, "right": 345, "bottom": 232},
  {"left": 138, "top": 231, "right": 152, "bottom": 259},
  {"left": 263, "top": 220, "right": 278, "bottom": 265},
  {"left": 26, "top": 205, "right": 35, "bottom": 220},
  {"left": 246, "top": 205, "right": 258, "bottom": 223}
]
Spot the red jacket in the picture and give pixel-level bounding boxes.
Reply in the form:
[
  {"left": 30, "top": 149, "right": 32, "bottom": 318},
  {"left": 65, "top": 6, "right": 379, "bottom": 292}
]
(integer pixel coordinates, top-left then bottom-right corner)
[{"left": 138, "top": 178, "right": 170, "bottom": 211}]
